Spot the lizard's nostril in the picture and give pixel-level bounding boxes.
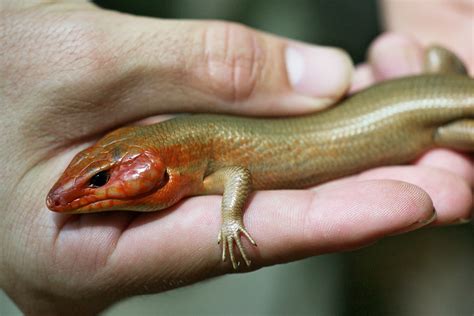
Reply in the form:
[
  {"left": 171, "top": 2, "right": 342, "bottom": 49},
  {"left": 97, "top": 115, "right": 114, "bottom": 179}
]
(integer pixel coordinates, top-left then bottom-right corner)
[{"left": 46, "top": 192, "right": 62, "bottom": 210}]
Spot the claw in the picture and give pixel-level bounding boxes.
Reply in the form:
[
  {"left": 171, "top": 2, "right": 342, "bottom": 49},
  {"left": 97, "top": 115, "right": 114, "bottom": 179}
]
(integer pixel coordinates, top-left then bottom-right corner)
[
  {"left": 234, "top": 231, "right": 251, "bottom": 266},
  {"left": 222, "top": 239, "right": 227, "bottom": 262},
  {"left": 218, "top": 220, "right": 256, "bottom": 269},
  {"left": 228, "top": 237, "right": 237, "bottom": 269},
  {"left": 239, "top": 227, "right": 257, "bottom": 247}
]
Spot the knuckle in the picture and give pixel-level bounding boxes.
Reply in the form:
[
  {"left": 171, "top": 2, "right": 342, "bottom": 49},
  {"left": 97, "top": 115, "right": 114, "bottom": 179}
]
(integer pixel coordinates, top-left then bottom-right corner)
[{"left": 201, "top": 22, "right": 265, "bottom": 103}]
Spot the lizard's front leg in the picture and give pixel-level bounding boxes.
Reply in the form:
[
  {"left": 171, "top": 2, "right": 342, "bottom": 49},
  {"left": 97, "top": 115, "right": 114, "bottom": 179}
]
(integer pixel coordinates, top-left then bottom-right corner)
[{"left": 203, "top": 166, "right": 257, "bottom": 269}]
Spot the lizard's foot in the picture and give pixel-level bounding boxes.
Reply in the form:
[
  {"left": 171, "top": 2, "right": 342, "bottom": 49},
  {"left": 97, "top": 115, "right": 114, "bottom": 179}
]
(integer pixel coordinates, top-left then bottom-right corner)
[{"left": 217, "top": 220, "right": 256, "bottom": 269}]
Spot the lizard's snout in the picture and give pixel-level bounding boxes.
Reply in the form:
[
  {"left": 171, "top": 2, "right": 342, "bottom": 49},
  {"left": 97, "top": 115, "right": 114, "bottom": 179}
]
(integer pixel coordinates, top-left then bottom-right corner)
[
  {"left": 46, "top": 179, "right": 80, "bottom": 212},
  {"left": 46, "top": 188, "right": 70, "bottom": 212}
]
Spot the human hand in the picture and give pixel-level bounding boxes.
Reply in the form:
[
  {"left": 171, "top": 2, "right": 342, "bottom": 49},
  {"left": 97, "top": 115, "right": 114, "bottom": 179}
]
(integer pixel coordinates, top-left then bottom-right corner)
[
  {"left": 0, "top": 0, "right": 350, "bottom": 313},
  {"left": 380, "top": 0, "right": 474, "bottom": 74},
  {"left": 0, "top": 2, "right": 471, "bottom": 315}
]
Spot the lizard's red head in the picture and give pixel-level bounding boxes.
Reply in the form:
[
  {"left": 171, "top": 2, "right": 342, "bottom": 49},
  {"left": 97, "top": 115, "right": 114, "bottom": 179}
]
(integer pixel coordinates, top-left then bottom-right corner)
[{"left": 46, "top": 131, "right": 169, "bottom": 213}]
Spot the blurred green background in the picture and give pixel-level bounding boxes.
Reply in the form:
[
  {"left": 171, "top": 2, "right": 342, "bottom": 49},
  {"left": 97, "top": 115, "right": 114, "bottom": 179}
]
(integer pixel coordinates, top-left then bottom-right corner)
[{"left": 1, "top": 1, "right": 472, "bottom": 315}]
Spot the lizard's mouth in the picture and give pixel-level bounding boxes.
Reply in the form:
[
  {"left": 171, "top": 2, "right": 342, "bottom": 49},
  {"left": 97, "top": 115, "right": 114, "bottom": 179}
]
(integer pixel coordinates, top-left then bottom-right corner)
[
  {"left": 47, "top": 197, "right": 127, "bottom": 213},
  {"left": 46, "top": 191, "right": 126, "bottom": 213}
]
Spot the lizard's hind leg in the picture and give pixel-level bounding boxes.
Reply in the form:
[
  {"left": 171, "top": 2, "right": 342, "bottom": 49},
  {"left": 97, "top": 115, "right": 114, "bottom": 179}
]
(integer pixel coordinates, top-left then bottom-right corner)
[{"left": 435, "top": 119, "right": 474, "bottom": 151}]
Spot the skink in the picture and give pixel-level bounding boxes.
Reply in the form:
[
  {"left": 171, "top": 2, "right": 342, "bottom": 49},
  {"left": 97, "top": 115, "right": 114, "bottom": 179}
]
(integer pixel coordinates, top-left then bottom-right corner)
[{"left": 47, "top": 46, "right": 474, "bottom": 269}]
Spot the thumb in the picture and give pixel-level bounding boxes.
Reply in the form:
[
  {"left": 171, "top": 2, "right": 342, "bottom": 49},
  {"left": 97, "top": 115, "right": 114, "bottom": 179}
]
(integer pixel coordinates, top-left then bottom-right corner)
[{"left": 74, "top": 11, "right": 353, "bottom": 119}]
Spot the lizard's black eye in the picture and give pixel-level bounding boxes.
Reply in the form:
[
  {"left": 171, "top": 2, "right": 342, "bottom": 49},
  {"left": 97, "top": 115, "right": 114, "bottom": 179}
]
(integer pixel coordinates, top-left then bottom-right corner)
[{"left": 89, "top": 170, "right": 110, "bottom": 188}]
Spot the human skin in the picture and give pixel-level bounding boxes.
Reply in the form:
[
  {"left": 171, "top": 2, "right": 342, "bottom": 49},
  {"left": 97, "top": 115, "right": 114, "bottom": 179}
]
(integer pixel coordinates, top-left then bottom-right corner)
[
  {"left": 381, "top": 0, "right": 474, "bottom": 75},
  {"left": 0, "top": 1, "right": 472, "bottom": 315}
]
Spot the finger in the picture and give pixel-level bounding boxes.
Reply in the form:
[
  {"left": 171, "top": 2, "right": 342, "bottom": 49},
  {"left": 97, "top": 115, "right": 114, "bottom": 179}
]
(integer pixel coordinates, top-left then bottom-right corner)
[
  {"left": 416, "top": 149, "right": 474, "bottom": 186},
  {"left": 108, "top": 179, "right": 434, "bottom": 277},
  {"left": 357, "top": 166, "right": 472, "bottom": 224},
  {"left": 380, "top": 0, "right": 474, "bottom": 74},
  {"left": 107, "top": 18, "right": 353, "bottom": 115},
  {"left": 368, "top": 33, "right": 424, "bottom": 80},
  {"left": 26, "top": 9, "right": 353, "bottom": 145},
  {"left": 31, "top": 11, "right": 353, "bottom": 139},
  {"left": 350, "top": 63, "right": 376, "bottom": 93},
  {"left": 0, "top": 0, "right": 90, "bottom": 10},
  {"left": 350, "top": 33, "right": 425, "bottom": 93}
]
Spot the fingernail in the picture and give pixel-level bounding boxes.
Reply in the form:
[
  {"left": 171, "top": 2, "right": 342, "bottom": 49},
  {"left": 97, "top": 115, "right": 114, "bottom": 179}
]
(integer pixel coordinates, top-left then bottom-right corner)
[
  {"left": 389, "top": 209, "right": 437, "bottom": 236},
  {"left": 419, "top": 209, "right": 437, "bottom": 226},
  {"left": 286, "top": 44, "right": 353, "bottom": 100},
  {"left": 449, "top": 217, "right": 471, "bottom": 225}
]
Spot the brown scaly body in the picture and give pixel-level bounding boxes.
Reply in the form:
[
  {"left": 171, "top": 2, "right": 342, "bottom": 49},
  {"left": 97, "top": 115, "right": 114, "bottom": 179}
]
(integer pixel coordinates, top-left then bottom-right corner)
[{"left": 47, "top": 46, "right": 474, "bottom": 269}]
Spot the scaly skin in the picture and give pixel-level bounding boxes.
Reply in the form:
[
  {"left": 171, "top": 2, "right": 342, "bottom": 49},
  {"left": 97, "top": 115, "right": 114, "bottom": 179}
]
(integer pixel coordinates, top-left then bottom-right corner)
[{"left": 47, "top": 47, "right": 474, "bottom": 269}]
